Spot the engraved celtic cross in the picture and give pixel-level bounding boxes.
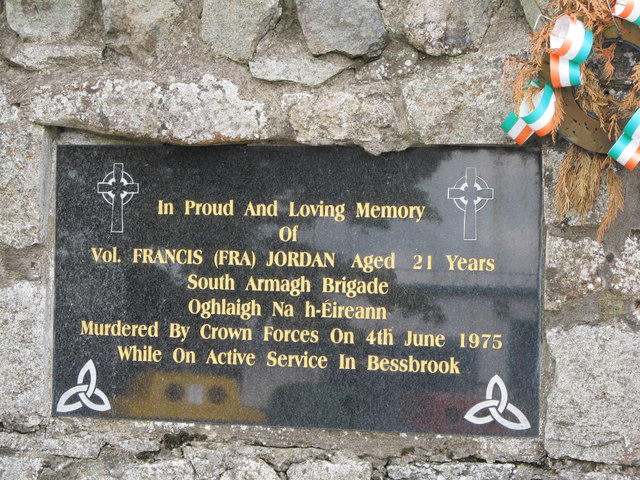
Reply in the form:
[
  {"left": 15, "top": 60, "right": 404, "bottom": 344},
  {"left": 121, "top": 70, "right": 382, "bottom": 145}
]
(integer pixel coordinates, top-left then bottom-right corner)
[
  {"left": 447, "top": 167, "right": 494, "bottom": 241},
  {"left": 97, "top": 163, "right": 139, "bottom": 233}
]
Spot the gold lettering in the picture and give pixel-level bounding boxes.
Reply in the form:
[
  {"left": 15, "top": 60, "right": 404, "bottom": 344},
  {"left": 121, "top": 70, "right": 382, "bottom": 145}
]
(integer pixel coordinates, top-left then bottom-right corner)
[
  {"left": 403, "top": 331, "right": 446, "bottom": 347},
  {"left": 184, "top": 199, "right": 234, "bottom": 216},
  {"left": 265, "top": 350, "right": 328, "bottom": 369},
  {"left": 81, "top": 320, "right": 158, "bottom": 337},
  {"left": 132, "top": 248, "right": 203, "bottom": 265},
  {"left": 446, "top": 255, "right": 495, "bottom": 271},
  {"left": 350, "top": 253, "right": 395, "bottom": 273},
  {"left": 367, "top": 355, "right": 460, "bottom": 374},
  {"left": 322, "top": 276, "right": 388, "bottom": 298},
  {"left": 187, "top": 273, "right": 235, "bottom": 290},
  {"left": 355, "top": 202, "right": 426, "bottom": 222},
  {"left": 205, "top": 348, "right": 256, "bottom": 365},
  {"left": 245, "top": 275, "right": 311, "bottom": 297},
  {"left": 244, "top": 200, "right": 278, "bottom": 216},
  {"left": 288, "top": 201, "right": 346, "bottom": 222},
  {"left": 265, "top": 251, "right": 335, "bottom": 268},
  {"left": 117, "top": 345, "right": 162, "bottom": 362}
]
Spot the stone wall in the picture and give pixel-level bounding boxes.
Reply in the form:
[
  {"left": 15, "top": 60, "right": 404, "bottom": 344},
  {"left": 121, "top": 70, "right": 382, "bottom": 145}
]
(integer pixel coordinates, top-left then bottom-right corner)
[{"left": 0, "top": 0, "right": 639, "bottom": 478}]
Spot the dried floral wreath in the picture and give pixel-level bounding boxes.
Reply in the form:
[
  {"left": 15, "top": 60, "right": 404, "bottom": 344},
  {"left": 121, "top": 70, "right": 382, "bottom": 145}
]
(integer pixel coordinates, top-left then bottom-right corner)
[{"left": 501, "top": 0, "right": 640, "bottom": 241}]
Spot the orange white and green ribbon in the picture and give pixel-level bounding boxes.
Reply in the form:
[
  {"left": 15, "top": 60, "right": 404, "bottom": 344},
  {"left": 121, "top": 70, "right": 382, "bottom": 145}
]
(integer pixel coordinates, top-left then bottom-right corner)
[
  {"left": 519, "top": 82, "right": 556, "bottom": 137},
  {"left": 608, "top": 109, "right": 640, "bottom": 170},
  {"left": 549, "top": 14, "right": 593, "bottom": 64},
  {"left": 549, "top": 54, "right": 582, "bottom": 88},
  {"left": 500, "top": 112, "right": 534, "bottom": 145},
  {"left": 501, "top": 82, "right": 556, "bottom": 144},
  {"left": 612, "top": 0, "right": 640, "bottom": 25}
]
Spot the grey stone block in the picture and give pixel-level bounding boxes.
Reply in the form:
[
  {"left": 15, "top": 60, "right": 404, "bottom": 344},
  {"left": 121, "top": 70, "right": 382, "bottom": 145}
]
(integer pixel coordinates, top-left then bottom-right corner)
[
  {"left": 610, "top": 237, "right": 640, "bottom": 296},
  {"left": 27, "top": 76, "right": 275, "bottom": 145},
  {"left": 403, "top": 0, "right": 501, "bottom": 56},
  {"left": 518, "top": 0, "right": 551, "bottom": 30},
  {"left": 0, "top": 457, "right": 44, "bottom": 480},
  {"left": 220, "top": 459, "right": 280, "bottom": 480},
  {"left": 281, "top": 86, "right": 409, "bottom": 155},
  {"left": 0, "top": 430, "right": 104, "bottom": 459},
  {"left": 544, "top": 235, "right": 605, "bottom": 309},
  {"left": 5, "top": 0, "right": 93, "bottom": 41},
  {"left": 0, "top": 89, "right": 18, "bottom": 124},
  {"left": 0, "top": 281, "right": 48, "bottom": 431},
  {"left": 287, "top": 458, "right": 372, "bottom": 480},
  {"left": 387, "top": 462, "right": 515, "bottom": 480},
  {"left": 401, "top": 55, "right": 512, "bottom": 146},
  {"left": 121, "top": 459, "right": 195, "bottom": 480},
  {"left": 249, "top": 21, "right": 352, "bottom": 86},
  {"left": 103, "top": 0, "right": 180, "bottom": 61},
  {"left": 4, "top": 44, "right": 104, "bottom": 71},
  {"left": 200, "top": 0, "right": 282, "bottom": 62},
  {"left": 294, "top": 0, "right": 388, "bottom": 58},
  {"left": 0, "top": 122, "right": 48, "bottom": 249},
  {"left": 546, "top": 323, "right": 640, "bottom": 465},
  {"left": 355, "top": 40, "right": 421, "bottom": 82}
]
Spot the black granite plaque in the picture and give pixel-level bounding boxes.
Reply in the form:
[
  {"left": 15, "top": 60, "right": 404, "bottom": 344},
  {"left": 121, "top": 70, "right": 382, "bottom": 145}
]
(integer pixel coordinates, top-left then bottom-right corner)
[{"left": 53, "top": 145, "right": 541, "bottom": 436}]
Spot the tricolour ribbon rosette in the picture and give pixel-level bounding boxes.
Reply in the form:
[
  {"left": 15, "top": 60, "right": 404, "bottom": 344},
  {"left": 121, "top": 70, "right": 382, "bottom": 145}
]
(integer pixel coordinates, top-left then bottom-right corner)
[
  {"left": 608, "top": 109, "right": 640, "bottom": 170},
  {"left": 612, "top": 0, "right": 640, "bottom": 25},
  {"left": 548, "top": 14, "right": 593, "bottom": 88},
  {"left": 500, "top": 112, "right": 534, "bottom": 145},
  {"left": 549, "top": 54, "right": 583, "bottom": 88},
  {"left": 549, "top": 14, "right": 593, "bottom": 64},
  {"left": 518, "top": 82, "right": 556, "bottom": 137},
  {"left": 501, "top": 82, "right": 556, "bottom": 144}
]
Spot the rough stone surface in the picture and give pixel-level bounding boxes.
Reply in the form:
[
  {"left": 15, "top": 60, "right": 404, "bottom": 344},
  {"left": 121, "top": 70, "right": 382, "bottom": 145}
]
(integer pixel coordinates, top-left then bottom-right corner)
[
  {"left": 57, "top": 128, "right": 162, "bottom": 146},
  {"left": 403, "top": 0, "right": 501, "bottom": 56},
  {"left": 477, "top": 0, "right": 530, "bottom": 58},
  {"left": 294, "top": 0, "right": 388, "bottom": 57},
  {"left": 475, "top": 437, "right": 546, "bottom": 464},
  {"left": 287, "top": 457, "right": 372, "bottom": 480},
  {"left": 103, "top": 0, "right": 180, "bottom": 61},
  {"left": 4, "top": 44, "right": 104, "bottom": 71},
  {"left": 544, "top": 236, "right": 605, "bottom": 308},
  {"left": 546, "top": 323, "right": 640, "bottom": 465},
  {"left": 0, "top": 431, "right": 104, "bottom": 458},
  {"left": 282, "top": 87, "right": 409, "bottom": 155},
  {"left": 401, "top": 55, "right": 512, "bottom": 145},
  {"left": 219, "top": 459, "right": 280, "bottom": 480},
  {"left": 610, "top": 237, "right": 640, "bottom": 296},
  {"left": 249, "top": 21, "right": 352, "bottom": 86},
  {"left": 379, "top": 0, "right": 409, "bottom": 37},
  {"left": 201, "top": 0, "right": 282, "bottom": 62},
  {"left": 184, "top": 443, "right": 326, "bottom": 476},
  {"left": 185, "top": 446, "right": 251, "bottom": 479},
  {"left": 387, "top": 462, "right": 515, "bottom": 479},
  {"left": 0, "top": 122, "right": 48, "bottom": 249},
  {"left": 355, "top": 40, "right": 421, "bottom": 81},
  {"left": 512, "top": 464, "right": 559, "bottom": 480},
  {"left": 397, "top": 0, "right": 529, "bottom": 140},
  {"left": 5, "top": 0, "right": 94, "bottom": 41},
  {"left": 27, "top": 76, "right": 273, "bottom": 145},
  {"left": 519, "top": 0, "right": 551, "bottom": 29},
  {"left": 0, "top": 88, "right": 18, "bottom": 124},
  {"left": 558, "top": 472, "right": 638, "bottom": 480},
  {"left": 0, "top": 282, "right": 48, "bottom": 430},
  {"left": 0, "top": 457, "right": 44, "bottom": 480},
  {"left": 121, "top": 459, "right": 195, "bottom": 480}
]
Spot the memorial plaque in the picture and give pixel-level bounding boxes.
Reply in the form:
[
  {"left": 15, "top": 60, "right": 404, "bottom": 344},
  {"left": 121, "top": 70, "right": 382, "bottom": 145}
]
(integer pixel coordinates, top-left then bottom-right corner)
[{"left": 53, "top": 145, "right": 541, "bottom": 436}]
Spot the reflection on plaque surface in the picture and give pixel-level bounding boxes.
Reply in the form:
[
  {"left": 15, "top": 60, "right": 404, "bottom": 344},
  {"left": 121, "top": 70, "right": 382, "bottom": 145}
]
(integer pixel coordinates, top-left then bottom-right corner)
[{"left": 53, "top": 145, "right": 541, "bottom": 436}]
